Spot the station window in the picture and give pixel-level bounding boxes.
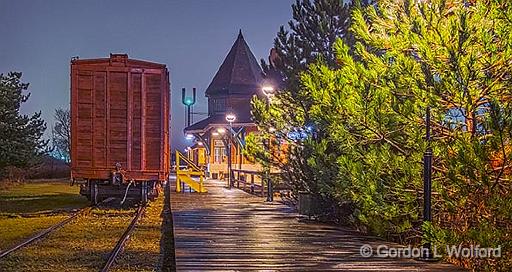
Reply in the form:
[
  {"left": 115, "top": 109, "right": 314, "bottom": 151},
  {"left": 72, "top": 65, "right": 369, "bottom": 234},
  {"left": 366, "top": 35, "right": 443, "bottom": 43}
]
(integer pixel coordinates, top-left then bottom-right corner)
[{"left": 214, "top": 140, "right": 225, "bottom": 163}]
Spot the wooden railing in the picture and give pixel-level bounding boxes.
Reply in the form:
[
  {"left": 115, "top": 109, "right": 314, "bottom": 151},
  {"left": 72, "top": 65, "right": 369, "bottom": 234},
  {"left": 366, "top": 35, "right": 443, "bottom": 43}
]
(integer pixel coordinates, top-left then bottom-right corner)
[{"left": 230, "top": 169, "right": 283, "bottom": 196}]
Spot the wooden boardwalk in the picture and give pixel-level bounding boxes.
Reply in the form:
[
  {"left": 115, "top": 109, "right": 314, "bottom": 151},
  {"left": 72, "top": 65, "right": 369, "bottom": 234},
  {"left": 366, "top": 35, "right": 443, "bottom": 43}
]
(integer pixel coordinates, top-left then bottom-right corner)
[{"left": 171, "top": 179, "right": 465, "bottom": 271}]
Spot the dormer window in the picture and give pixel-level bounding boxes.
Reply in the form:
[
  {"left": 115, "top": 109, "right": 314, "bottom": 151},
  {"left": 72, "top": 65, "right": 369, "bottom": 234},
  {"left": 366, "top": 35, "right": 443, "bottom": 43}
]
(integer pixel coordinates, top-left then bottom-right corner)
[{"left": 212, "top": 98, "right": 226, "bottom": 114}]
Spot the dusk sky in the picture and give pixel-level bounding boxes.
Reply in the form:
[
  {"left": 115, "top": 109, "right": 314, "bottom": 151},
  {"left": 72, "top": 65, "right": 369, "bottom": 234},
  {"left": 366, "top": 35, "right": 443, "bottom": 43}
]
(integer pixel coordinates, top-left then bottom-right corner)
[{"left": 0, "top": 0, "right": 294, "bottom": 151}]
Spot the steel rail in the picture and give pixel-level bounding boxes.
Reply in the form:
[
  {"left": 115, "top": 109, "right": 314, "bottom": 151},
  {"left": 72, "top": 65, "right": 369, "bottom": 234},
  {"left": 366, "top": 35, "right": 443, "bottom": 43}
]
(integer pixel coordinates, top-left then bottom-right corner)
[
  {"left": 0, "top": 206, "right": 91, "bottom": 259},
  {"left": 100, "top": 204, "right": 147, "bottom": 272}
]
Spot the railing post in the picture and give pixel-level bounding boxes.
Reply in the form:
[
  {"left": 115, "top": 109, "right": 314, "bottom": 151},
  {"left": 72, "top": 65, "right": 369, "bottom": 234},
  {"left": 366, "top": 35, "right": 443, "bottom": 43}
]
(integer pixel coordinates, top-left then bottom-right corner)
[
  {"left": 250, "top": 174, "right": 254, "bottom": 194},
  {"left": 176, "top": 151, "right": 181, "bottom": 193},
  {"left": 199, "top": 175, "right": 202, "bottom": 192},
  {"left": 261, "top": 174, "right": 264, "bottom": 196},
  {"left": 267, "top": 172, "right": 273, "bottom": 202}
]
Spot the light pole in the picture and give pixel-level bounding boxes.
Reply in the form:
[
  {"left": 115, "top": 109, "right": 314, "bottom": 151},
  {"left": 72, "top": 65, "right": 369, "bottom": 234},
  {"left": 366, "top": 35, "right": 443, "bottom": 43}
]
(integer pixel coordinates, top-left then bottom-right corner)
[
  {"left": 262, "top": 86, "right": 275, "bottom": 202},
  {"left": 423, "top": 89, "right": 433, "bottom": 259},
  {"left": 409, "top": 43, "right": 435, "bottom": 260},
  {"left": 215, "top": 128, "right": 226, "bottom": 182},
  {"left": 225, "top": 113, "right": 236, "bottom": 189}
]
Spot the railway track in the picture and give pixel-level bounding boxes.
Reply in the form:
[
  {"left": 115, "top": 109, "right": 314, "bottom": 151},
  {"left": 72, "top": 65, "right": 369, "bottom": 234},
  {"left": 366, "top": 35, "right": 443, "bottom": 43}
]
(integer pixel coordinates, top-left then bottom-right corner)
[
  {"left": 101, "top": 204, "right": 147, "bottom": 272},
  {"left": 1, "top": 202, "right": 147, "bottom": 270},
  {"left": 0, "top": 206, "right": 92, "bottom": 259}
]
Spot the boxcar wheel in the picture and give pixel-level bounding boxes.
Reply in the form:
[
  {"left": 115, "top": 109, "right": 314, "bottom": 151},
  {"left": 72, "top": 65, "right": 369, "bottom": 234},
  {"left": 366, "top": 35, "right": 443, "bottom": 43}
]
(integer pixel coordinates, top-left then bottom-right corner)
[
  {"left": 141, "top": 181, "right": 148, "bottom": 203},
  {"left": 89, "top": 180, "right": 98, "bottom": 205}
]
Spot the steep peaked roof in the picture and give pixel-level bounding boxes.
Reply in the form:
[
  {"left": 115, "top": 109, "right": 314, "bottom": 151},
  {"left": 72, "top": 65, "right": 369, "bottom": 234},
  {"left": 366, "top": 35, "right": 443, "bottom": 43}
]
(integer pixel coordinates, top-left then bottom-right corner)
[{"left": 205, "top": 30, "right": 263, "bottom": 97}]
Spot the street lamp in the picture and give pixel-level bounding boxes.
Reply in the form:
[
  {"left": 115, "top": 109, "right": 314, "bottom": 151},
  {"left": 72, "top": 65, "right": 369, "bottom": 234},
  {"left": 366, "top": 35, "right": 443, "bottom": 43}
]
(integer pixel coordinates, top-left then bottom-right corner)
[
  {"left": 405, "top": 45, "right": 435, "bottom": 260},
  {"left": 225, "top": 113, "right": 236, "bottom": 189},
  {"left": 262, "top": 86, "right": 275, "bottom": 98},
  {"left": 226, "top": 113, "right": 236, "bottom": 123},
  {"left": 262, "top": 86, "right": 275, "bottom": 202}
]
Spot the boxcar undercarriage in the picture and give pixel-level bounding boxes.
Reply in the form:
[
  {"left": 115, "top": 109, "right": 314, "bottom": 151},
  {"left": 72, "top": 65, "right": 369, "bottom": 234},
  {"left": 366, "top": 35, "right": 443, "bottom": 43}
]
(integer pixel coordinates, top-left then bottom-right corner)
[{"left": 79, "top": 180, "right": 161, "bottom": 204}]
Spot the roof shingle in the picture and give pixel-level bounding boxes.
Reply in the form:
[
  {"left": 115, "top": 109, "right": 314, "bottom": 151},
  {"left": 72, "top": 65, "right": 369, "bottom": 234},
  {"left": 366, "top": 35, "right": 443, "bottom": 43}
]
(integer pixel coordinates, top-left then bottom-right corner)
[{"left": 205, "top": 30, "right": 263, "bottom": 97}]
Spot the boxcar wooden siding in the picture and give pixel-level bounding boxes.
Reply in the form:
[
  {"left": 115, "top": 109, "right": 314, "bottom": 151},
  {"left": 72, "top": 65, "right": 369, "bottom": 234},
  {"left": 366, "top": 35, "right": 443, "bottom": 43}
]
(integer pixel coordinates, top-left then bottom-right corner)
[{"left": 71, "top": 55, "right": 170, "bottom": 181}]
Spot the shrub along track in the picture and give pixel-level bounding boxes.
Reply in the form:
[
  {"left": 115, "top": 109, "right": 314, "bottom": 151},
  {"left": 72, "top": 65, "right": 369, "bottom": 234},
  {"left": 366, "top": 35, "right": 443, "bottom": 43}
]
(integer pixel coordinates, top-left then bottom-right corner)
[{"left": 0, "top": 200, "right": 155, "bottom": 272}]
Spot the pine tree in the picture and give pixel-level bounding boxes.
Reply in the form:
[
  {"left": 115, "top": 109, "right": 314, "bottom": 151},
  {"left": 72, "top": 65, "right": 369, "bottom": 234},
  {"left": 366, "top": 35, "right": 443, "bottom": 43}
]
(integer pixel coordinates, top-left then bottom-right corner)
[
  {"left": 250, "top": 0, "right": 511, "bottom": 269},
  {"left": 302, "top": 0, "right": 511, "bottom": 269},
  {"left": 0, "top": 72, "right": 49, "bottom": 179},
  {"left": 263, "top": 0, "right": 353, "bottom": 91},
  {"left": 249, "top": 0, "right": 366, "bottom": 213}
]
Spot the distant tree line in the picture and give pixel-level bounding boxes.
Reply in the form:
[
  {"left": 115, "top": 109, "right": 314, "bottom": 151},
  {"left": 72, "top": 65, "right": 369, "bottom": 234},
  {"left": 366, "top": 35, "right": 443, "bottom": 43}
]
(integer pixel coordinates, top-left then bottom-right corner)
[
  {"left": 247, "top": 0, "right": 512, "bottom": 270},
  {"left": 52, "top": 108, "right": 71, "bottom": 164}
]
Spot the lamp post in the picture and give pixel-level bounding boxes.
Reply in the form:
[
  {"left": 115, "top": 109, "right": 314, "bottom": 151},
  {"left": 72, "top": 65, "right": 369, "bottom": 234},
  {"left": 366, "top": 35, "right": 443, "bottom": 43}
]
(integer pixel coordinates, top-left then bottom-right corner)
[
  {"left": 423, "top": 87, "right": 434, "bottom": 259},
  {"left": 215, "top": 128, "right": 226, "bottom": 181},
  {"left": 225, "top": 113, "right": 236, "bottom": 189},
  {"left": 409, "top": 42, "right": 435, "bottom": 260},
  {"left": 262, "top": 86, "right": 275, "bottom": 202}
]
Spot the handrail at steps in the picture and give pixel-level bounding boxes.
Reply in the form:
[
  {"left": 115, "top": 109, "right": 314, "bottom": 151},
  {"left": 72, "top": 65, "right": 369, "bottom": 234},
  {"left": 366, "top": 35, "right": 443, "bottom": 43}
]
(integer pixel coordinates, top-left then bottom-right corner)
[
  {"left": 175, "top": 150, "right": 206, "bottom": 193},
  {"left": 176, "top": 151, "right": 201, "bottom": 172}
]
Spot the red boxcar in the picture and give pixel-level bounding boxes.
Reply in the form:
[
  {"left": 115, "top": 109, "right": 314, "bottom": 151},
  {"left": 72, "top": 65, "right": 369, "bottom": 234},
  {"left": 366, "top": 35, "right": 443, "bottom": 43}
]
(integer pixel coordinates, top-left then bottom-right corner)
[{"left": 70, "top": 54, "right": 170, "bottom": 203}]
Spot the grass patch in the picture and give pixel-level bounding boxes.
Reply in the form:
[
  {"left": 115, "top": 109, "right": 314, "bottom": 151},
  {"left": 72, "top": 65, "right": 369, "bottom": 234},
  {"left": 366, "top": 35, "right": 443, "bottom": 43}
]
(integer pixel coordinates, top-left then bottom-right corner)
[
  {"left": 0, "top": 180, "right": 89, "bottom": 252},
  {"left": 110, "top": 196, "right": 165, "bottom": 271},
  {"left": 0, "top": 209, "right": 135, "bottom": 272},
  {"left": 0, "top": 180, "right": 88, "bottom": 214},
  {"left": 0, "top": 215, "right": 68, "bottom": 251},
  {"left": 0, "top": 181, "right": 168, "bottom": 271}
]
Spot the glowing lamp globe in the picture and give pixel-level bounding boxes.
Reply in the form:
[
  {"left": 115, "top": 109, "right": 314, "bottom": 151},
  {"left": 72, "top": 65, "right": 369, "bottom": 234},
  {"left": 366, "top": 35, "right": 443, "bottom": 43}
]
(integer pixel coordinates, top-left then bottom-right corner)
[{"left": 225, "top": 113, "right": 236, "bottom": 123}]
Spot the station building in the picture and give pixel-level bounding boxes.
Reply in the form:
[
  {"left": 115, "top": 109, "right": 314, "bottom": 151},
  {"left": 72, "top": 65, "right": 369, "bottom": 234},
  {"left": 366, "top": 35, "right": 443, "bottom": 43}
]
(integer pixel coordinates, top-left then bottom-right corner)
[{"left": 183, "top": 31, "right": 267, "bottom": 179}]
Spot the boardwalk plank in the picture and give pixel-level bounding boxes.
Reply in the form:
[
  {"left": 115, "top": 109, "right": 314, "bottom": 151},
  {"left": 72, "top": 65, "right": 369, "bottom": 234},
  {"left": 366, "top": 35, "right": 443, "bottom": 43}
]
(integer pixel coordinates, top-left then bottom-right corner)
[{"left": 171, "top": 179, "right": 465, "bottom": 271}]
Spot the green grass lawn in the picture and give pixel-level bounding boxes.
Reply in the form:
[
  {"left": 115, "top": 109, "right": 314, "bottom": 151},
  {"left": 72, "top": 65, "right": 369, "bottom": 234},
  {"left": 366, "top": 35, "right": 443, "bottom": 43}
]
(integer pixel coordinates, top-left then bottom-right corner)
[
  {"left": 0, "top": 215, "right": 68, "bottom": 251},
  {"left": 0, "top": 210, "right": 134, "bottom": 272},
  {"left": 0, "top": 181, "right": 166, "bottom": 271},
  {"left": 0, "top": 180, "right": 89, "bottom": 251},
  {"left": 0, "top": 180, "right": 88, "bottom": 214},
  {"left": 111, "top": 196, "right": 165, "bottom": 272}
]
